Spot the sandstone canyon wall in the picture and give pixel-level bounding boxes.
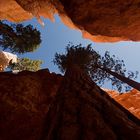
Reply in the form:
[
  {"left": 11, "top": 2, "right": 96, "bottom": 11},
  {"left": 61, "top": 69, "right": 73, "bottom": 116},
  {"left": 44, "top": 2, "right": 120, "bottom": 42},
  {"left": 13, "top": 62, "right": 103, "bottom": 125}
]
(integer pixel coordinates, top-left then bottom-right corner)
[
  {"left": 0, "top": 70, "right": 140, "bottom": 140},
  {"left": 40, "top": 67, "right": 140, "bottom": 140},
  {"left": 0, "top": 69, "right": 62, "bottom": 140},
  {"left": 1, "top": 0, "right": 140, "bottom": 42},
  {"left": 59, "top": 0, "right": 140, "bottom": 42},
  {"left": 1, "top": 0, "right": 140, "bottom": 139},
  {"left": 107, "top": 89, "right": 140, "bottom": 119}
]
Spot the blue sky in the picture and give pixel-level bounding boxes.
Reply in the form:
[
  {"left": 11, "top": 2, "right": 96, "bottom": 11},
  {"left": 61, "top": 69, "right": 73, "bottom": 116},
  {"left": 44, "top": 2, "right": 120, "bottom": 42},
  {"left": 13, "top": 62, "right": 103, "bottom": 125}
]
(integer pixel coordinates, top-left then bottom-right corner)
[{"left": 19, "top": 15, "right": 140, "bottom": 85}]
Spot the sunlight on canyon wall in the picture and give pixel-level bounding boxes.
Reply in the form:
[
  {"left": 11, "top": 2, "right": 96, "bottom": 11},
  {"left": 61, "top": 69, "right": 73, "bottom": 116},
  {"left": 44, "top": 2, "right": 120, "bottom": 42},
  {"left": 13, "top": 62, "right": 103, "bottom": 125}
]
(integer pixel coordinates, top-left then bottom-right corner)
[
  {"left": 105, "top": 89, "right": 140, "bottom": 119},
  {"left": 1, "top": 0, "right": 138, "bottom": 42}
]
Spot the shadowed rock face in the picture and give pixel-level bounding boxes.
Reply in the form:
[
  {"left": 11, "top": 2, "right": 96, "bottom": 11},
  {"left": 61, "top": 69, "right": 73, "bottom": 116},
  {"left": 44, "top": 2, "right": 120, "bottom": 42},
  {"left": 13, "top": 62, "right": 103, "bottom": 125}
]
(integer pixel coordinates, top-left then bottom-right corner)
[
  {"left": 40, "top": 67, "right": 140, "bottom": 140},
  {"left": 59, "top": 0, "right": 140, "bottom": 42},
  {"left": 0, "top": 69, "right": 140, "bottom": 140},
  {"left": 0, "top": 69, "right": 62, "bottom": 140}
]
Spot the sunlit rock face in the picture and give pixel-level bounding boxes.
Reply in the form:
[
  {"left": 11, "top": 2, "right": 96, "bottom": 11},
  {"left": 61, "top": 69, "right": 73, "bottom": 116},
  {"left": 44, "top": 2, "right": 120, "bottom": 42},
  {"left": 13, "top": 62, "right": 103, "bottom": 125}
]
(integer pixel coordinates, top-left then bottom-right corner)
[
  {"left": 106, "top": 89, "right": 140, "bottom": 119},
  {"left": 0, "top": 51, "right": 17, "bottom": 72},
  {"left": 59, "top": 0, "right": 140, "bottom": 42},
  {"left": 0, "top": 0, "right": 32, "bottom": 22},
  {"left": 0, "top": 0, "right": 59, "bottom": 23},
  {"left": 0, "top": 69, "right": 62, "bottom": 140},
  {"left": 2, "top": 0, "right": 140, "bottom": 42}
]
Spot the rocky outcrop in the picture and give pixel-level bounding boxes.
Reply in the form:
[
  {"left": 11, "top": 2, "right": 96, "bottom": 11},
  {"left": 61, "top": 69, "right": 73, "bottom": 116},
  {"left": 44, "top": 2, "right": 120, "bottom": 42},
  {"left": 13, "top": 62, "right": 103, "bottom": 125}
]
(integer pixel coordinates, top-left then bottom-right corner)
[
  {"left": 107, "top": 89, "right": 140, "bottom": 119},
  {"left": 40, "top": 66, "right": 140, "bottom": 140},
  {"left": 59, "top": 0, "right": 140, "bottom": 42},
  {"left": 0, "top": 0, "right": 60, "bottom": 24},
  {"left": 0, "top": 69, "right": 140, "bottom": 140},
  {"left": 0, "top": 0, "right": 32, "bottom": 22},
  {"left": 2, "top": 0, "right": 140, "bottom": 42},
  {"left": 0, "top": 69, "right": 62, "bottom": 140}
]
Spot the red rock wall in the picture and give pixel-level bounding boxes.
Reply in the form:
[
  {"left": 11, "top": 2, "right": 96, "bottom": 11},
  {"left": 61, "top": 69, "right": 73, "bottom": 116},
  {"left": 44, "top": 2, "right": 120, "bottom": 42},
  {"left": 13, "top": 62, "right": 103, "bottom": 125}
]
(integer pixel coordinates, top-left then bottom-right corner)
[
  {"left": 0, "top": 69, "right": 140, "bottom": 140},
  {"left": 59, "top": 0, "right": 140, "bottom": 42},
  {"left": 2, "top": 0, "right": 140, "bottom": 42},
  {"left": 40, "top": 67, "right": 140, "bottom": 140},
  {"left": 107, "top": 89, "right": 140, "bottom": 119},
  {"left": 0, "top": 69, "right": 62, "bottom": 140}
]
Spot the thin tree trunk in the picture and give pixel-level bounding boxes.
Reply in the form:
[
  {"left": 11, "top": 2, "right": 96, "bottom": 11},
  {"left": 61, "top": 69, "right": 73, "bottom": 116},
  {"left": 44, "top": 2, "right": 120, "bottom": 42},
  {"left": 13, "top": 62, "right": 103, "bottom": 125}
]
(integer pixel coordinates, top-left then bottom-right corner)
[{"left": 99, "top": 66, "right": 140, "bottom": 91}]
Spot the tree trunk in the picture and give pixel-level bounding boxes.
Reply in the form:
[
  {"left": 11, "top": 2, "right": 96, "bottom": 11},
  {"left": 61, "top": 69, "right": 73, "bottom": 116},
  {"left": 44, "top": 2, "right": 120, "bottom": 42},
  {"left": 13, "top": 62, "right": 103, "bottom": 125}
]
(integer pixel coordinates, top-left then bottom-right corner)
[
  {"left": 40, "top": 66, "right": 140, "bottom": 140},
  {"left": 99, "top": 66, "right": 140, "bottom": 91}
]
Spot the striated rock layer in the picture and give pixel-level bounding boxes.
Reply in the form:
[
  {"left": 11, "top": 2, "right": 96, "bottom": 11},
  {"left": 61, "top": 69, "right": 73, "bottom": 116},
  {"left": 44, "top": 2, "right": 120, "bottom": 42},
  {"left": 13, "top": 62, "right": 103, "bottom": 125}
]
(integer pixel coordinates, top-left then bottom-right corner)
[
  {"left": 2, "top": 0, "right": 140, "bottom": 42},
  {"left": 107, "top": 89, "right": 140, "bottom": 119}
]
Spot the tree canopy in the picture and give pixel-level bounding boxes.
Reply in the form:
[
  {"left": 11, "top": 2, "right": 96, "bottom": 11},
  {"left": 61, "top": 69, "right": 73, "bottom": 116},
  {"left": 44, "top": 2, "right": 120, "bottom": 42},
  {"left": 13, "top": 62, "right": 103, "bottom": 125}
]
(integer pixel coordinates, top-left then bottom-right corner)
[
  {"left": 8, "top": 57, "right": 42, "bottom": 72},
  {"left": 53, "top": 43, "right": 139, "bottom": 92},
  {"left": 0, "top": 20, "right": 41, "bottom": 54},
  {"left": 53, "top": 43, "right": 100, "bottom": 73}
]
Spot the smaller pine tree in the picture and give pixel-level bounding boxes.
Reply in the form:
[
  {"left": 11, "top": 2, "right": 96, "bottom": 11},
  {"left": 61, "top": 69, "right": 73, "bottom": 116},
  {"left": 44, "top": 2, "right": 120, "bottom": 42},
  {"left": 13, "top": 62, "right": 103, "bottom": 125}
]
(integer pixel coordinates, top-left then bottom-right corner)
[
  {"left": 0, "top": 20, "right": 41, "bottom": 54},
  {"left": 8, "top": 57, "right": 43, "bottom": 72}
]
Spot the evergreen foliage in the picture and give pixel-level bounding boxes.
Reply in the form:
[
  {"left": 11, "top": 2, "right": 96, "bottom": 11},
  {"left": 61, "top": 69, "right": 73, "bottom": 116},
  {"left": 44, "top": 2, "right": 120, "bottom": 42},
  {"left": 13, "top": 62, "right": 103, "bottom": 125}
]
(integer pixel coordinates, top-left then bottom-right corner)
[
  {"left": 8, "top": 57, "right": 42, "bottom": 72},
  {"left": 0, "top": 20, "right": 41, "bottom": 54},
  {"left": 53, "top": 43, "right": 138, "bottom": 92}
]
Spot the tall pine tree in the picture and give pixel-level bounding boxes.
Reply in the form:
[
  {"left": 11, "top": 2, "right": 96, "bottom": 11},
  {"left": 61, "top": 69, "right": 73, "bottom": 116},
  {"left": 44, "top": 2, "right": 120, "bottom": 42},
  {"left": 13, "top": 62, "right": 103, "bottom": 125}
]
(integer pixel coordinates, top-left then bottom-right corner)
[{"left": 53, "top": 43, "right": 139, "bottom": 92}]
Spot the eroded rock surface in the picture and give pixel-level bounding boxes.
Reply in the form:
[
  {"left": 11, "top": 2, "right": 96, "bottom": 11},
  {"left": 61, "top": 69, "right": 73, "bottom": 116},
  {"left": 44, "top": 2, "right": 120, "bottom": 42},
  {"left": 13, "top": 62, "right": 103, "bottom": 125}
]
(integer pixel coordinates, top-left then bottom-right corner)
[
  {"left": 2, "top": 0, "right": 140, "bottom": 41},
  {"left": 59, "top": 0, "right": 140, "bottom": 42},
  {"left": 107, "top": 89, "right": 140, "bottom": 119},
  {"left": 40, "top": 67, "right": 140, "bottom": 140},
  {"left": 0, "top": 69, "right": 62, "bottom": 140},
  {"left": 0, "top": 69, "right": 140, "bottom": 140}
]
